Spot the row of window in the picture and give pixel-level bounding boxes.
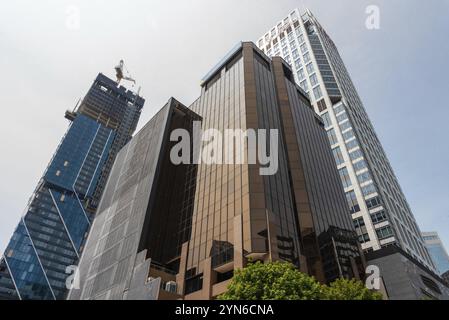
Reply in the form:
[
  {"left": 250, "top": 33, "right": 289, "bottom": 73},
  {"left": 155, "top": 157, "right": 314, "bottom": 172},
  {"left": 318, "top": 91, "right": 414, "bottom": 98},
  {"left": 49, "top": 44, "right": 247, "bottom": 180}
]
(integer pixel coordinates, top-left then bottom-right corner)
[
  {"left": 346, "top": 191, "right": 384, "bottom": 219},
  {"left": 353, "top": 213, "right": 392, "bottom": 245}
]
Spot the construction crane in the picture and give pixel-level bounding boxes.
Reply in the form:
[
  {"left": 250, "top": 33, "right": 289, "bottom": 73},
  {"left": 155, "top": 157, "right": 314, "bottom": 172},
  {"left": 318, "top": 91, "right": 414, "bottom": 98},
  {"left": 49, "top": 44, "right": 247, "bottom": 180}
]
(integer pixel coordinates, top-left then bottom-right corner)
[{"left": 114, "top": 59, "right": 136, "bottom": 85}]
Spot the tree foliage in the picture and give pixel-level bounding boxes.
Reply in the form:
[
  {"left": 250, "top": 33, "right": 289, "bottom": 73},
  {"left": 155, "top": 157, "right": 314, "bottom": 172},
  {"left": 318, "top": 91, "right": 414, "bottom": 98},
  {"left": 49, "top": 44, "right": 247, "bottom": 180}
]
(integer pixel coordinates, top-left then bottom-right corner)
[
  {"left": 218, "top": 261, "right": 383, "bottom": 300},
  {"left": 323, "top": 278, "right": 383, "bottom": 300},
  {"left": 218, "top": 261, "right": 324, "bottom": 300}
]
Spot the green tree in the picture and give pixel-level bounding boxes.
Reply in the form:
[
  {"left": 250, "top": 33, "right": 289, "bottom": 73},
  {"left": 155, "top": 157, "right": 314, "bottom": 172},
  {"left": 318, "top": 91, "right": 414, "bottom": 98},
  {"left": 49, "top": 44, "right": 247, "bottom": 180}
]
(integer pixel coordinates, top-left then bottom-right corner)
[
  {"left": 218, "top": 261, "right": 383, "bottom": 300},
  {"left": 218, "top": 261, "right": 324, "bottom": 300},
  {"left": 323, "top": 278, "right": 383, "bottom": 300}
]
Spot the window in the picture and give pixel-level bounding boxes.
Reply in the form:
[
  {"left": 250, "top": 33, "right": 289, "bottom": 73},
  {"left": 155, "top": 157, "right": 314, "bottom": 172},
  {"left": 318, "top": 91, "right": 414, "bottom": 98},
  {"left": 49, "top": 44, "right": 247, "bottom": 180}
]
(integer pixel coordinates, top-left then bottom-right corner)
[
  {"left": 371, "top": 210, "right": 387, "bottom": 224},
  {"left": 332, "top": 147, "right": 345, "bottom": 166},
  {"left": 303, "top": 52, "right": 311, "bottom": 63},
  {"left": 313, "top": 85, "right": 322, "bottom": 99},
  {"left": 343, "top": 129, "right": 355, "bottom": 141},
  {"left": 298, "top": 34, "right": 305, "bottom": 44},
  {"left": 339, "top": 167, "right": 352, "bottom": 188},
  {"left": 376, "top": 226, "right": 394, "bottom": 240},
  {"left": 306, "top": 62, "right": 314, "bottom": 74},
  {"left": 346, "top": 190, "right": 360, "bottom": 214},
  {"left": 292, "top": 49, "right": 300, "bottom": 60},
  {"left": 361, "top": 183, "right": 377, "bottom": 197},
  {"left": 297, "top": 68, "right": 305, "bottom": 80},
  {"left": 353, "top": 160, "right": 367, "bottom": 172},
  {"left": 339, "top": 121, "right": 352, "bottom": 131},
  {"left": 185, "top": 274, "right": 204, "bottom": 294},
  {"left": 354, "top": 217, "right": 366, "bottom": 229},
  {"left": 281, "top": 37, "right": 287, "bottom": 47},
  {"left": 258, "top": 39, "right": 264, "bottom": 47},
  {"left": 294, "top": 59, "right": 301, "bottom": 70},
  {"left": 321, "top": 112, "right": 331, "bottom": 128},
  {"left": 327, "top": 128, "right": 338, "bottom": 145},
  {"left": 300, "top": 80, "right": 308, "bottom": 92},
  {"left": 317, "top": 99, "right": 327, "bottom": 112},
  {"left": 349, "top": 149, "right": 363, "bottom": 161},
  {"left": 300, "top": 43, "right": 308, "bottom": 53},
  {"left": 358, "top": 233, "right": 370, "bottom": 243},
  {"left": 310, "top": 73, "right": 318, "bottom": 86},
  {"left": 366, "top": 196, "right": 381, "bottom": 209},
  {"left": 357, "top": 171, "right": 372, "bottom": 184},
  {"left": 346, "top": 139, "right": 359, "bottom": 150},
  {"left": 334, "top": 104, "right": 345, "bottom": 114},
  {"left": 290, "top": 40, "right": 297, "bottom": 49},
  {"left": 336, "top": 112, "right": 348, "bottom": 123}
]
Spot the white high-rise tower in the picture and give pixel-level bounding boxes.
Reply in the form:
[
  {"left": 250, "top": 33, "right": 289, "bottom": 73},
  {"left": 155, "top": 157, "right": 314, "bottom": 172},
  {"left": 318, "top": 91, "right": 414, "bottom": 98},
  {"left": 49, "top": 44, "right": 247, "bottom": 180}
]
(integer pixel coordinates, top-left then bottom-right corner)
[{"left": 257, "top": 8, "right": 435, "bottom": 270}]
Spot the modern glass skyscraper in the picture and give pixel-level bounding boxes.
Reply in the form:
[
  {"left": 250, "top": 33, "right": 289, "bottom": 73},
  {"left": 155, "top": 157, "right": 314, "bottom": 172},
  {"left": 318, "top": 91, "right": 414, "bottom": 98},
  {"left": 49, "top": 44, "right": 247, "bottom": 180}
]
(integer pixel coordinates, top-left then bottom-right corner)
[
  {"left": 0, "top": 74, "right": 144, "bottom": 300},
  {"left": 257, "top": 8, "right": 435, "bottom": 270},
  {"left": 181, "top": 43, "right": 363, "bottom": 299},
  {"left": 422, "top": 232, "right": 449, "bottom": 275}
]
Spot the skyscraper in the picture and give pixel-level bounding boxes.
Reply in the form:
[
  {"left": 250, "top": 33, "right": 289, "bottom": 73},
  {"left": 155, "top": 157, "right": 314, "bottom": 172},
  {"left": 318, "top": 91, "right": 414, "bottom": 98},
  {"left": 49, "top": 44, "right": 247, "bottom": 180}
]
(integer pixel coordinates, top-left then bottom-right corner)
[
  {"left": 422, "top": 232, "right": 449, "bottom": 275},
  {"left": 68, "top": 98, "right": 200, "bottom": 300},
  {"left": 70, "top": 42, "right": 364, "bottom": 300},
  {"left": 0, "top": 74, "right": 144, "bottom": 300},
  {"left": 181, "top": 43, "right": 363, "bottom": 300},
  {"left": 256, "top": 8, "right": 435, "bottom": 270}
]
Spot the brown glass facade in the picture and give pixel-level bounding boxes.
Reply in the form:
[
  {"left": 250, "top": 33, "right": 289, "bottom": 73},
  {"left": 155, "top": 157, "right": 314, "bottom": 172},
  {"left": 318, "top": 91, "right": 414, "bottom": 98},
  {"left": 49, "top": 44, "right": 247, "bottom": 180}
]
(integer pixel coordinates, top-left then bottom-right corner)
[{"left": 178, "top": 42, "right": 363, "bottom": 299}]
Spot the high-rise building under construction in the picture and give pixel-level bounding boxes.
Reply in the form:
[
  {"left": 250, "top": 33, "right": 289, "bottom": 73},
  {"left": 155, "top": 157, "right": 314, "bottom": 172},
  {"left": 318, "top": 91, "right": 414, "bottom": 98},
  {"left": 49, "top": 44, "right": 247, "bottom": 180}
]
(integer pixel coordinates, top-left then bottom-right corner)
[{"left": 0, "top": 73, "right": 144, "bottom": 300}]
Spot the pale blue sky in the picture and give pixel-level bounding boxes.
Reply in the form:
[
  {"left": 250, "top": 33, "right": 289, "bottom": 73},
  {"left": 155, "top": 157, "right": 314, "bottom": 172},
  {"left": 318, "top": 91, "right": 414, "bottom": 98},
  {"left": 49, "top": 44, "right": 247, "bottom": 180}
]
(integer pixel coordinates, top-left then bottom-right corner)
[{"left": 0, "top": 0, "right": 448, "bottom": 254}]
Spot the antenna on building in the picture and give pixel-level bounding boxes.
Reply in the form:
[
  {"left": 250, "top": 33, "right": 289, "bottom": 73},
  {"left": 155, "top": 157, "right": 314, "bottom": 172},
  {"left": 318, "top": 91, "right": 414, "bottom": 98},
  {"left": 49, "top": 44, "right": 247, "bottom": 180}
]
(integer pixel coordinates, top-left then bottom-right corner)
[{"left": 114, "top": 59, "right": 136, "bottom": 86}]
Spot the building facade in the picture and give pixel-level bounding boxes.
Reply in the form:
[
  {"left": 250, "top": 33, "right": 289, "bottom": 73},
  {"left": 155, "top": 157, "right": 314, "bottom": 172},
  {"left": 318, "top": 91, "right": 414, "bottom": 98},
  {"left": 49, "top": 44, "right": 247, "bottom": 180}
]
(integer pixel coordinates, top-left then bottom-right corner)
[
  {"left": 69, "top": 42, "right": 364, "bottom": 300},
  {"left": 180, "top": 42, "right": 363, "bottom": 300},
  {"left": 442, "top": 271, "right": 449, "bottom": 284},
  {"left": 0, "top": 74, "right": 144, "bottom": 300},
  {"left": 366, "top": 246, "right": 449, "bottom": 300},
  {"left": 68, "top": 98, "right": 200, "bottom": 300},
  {"left": 256, "top": 8, "right": 435, "bottom": 270},
  {"left": 422, "top": 232, "right": 449, "bottom": 275}
]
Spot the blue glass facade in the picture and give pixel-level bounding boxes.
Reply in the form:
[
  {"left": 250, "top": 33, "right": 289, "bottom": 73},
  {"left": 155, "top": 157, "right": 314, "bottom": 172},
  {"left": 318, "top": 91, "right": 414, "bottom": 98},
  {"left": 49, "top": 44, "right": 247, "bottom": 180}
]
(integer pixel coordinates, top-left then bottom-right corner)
[
  {"left": 423, "top": 232, "right": 449, "bottom": 275},
  {"left": 0, "top": 74, "right": 144, "bottom": 300},
  {"left": 1, "top": 115, "right": 113, "bottom": 299},
  {"left": 427, "top": 245, "right": 449, "bottom": 275}
]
